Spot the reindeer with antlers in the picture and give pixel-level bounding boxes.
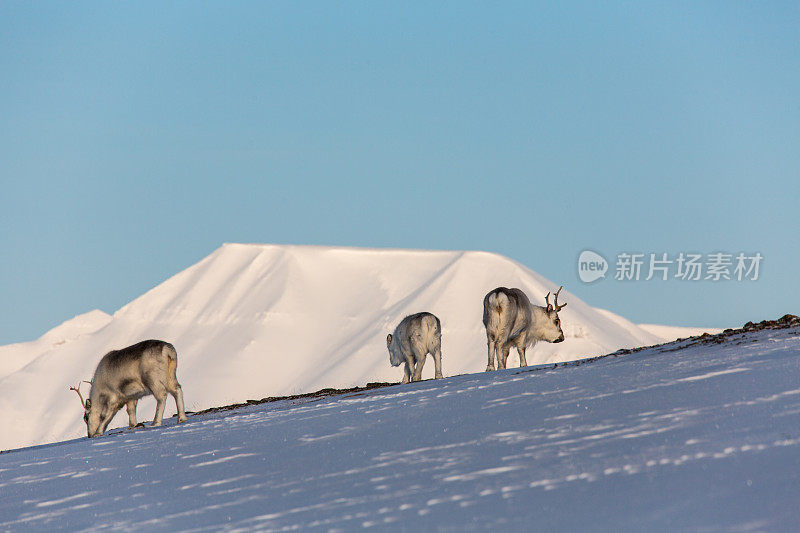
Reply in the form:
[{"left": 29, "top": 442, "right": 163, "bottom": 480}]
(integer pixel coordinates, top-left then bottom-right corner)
[
  {"left": 482, "top": 286, "right": 567, "bottom": 371},
  {"left": 70, "top": 340, "right": 187, "bottom": 438}
]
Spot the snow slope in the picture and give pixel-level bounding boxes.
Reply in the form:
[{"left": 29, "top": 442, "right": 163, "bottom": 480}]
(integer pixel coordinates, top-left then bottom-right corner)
[
  {"left": 0, "top": 243, "right": 667, "bottom": 451},
  {"left": 1, "top": 324, "right": 798, "bottom": 530},
  {"left": 637, "top": 323, "right": 723, "bottom": 341}
]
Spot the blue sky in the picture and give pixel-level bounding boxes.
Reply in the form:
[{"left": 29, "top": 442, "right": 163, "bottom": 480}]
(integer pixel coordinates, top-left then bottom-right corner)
[{"left": 1, "top": 2, "right": 798, "bottom": 344}]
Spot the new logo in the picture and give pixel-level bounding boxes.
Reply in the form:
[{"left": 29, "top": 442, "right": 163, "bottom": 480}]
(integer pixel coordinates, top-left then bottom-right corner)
[{"left": 578, "top": 250, "right": 608, "bottom": 283}]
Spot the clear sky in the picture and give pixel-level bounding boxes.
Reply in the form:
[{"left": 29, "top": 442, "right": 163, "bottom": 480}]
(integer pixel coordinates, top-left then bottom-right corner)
[{"left": 1, "top": 2, "right": 798, "bottom": 345}]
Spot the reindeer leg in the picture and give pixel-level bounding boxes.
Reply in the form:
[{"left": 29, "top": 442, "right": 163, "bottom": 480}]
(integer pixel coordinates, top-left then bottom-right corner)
[
  {"left": 432, "top": 345, "right": 443, "bottom": 379},
  {"left": 499, "top": 344, "right": 511, "bottom": 370},
  {"left": 517, "top": 346, "right": 528, "bottom": 368},
  {"left": 412, "top": 356, "right": 426, "bottom": 382},
  {"left": 126, "top": 400, "right": 138, "bottom": 428},
  {"left": 152, "top": 392, "right": 167, "bottom": 427},
  {"left": 486, "top": 339, "right": 496, "bottom": 372},
  {"left": 402, "top": 357, "right": 412, "bottom": 384},
  {"left": 518, "top": 346, "right": 528, "bottom": 368},
  {"left": 166, "top": 357, "right": 187, "bottom": 423},
  {"left": 147, "top": 379, "right": 168, "bottom": 427},
  {"left": 516, "top": 335, "right": 528, "bottom": 368},
  {"left": 170, "top": 383, "right": 187, "bottom": 423},
  {"left": 411, "top": 341, "right": 427, "bottom": 381}
]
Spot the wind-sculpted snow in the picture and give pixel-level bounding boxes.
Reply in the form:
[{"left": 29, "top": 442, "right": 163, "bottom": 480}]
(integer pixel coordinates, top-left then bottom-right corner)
[
  {"left": 0, "top": 244, "right": 681, "bottom": 451},
  {"left": 1, "top": 326, "right": 798, "bottom": 530}
]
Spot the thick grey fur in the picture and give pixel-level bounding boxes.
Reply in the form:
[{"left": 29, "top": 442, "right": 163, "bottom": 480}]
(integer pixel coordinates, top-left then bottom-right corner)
[
  {"left": 83, "top": 340, "right": 187, "bottom": 437},
  {"left": 482, "top": 287, "right": 565, "bottom": 371},
  {"left": 386, "top": 312, "right": 443, "bottom": 383}
]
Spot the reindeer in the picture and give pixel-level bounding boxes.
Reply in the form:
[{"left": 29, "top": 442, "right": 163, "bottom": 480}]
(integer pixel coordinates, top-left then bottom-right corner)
[
  {"left": 70, "top": 340, "right": 187, "bottom": 438},
  {"left": 386, "top": 312, "right": 443, "bottom": 383},
  {"left": 483, "top": 286, "right": 567, "bottom": 371}
]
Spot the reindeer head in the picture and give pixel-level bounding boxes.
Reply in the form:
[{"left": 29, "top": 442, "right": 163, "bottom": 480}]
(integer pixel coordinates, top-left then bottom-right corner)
[
  {"left": 541, "top": 286, "right": 567, "bottom": 343},
  {"left": 70, "top": 381, "right": 103, "bottom": 438}
]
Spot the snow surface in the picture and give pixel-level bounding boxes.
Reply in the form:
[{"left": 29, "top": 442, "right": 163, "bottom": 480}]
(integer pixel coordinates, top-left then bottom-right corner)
[
  {"left": 637, "top": 323, "right": 723, "bottom": 341},
  {"left": 0, "top": 244, "right": 671, "bottom": 451},
  {"left": 1, "top": 326, "right": 798, "bottom": 531}
]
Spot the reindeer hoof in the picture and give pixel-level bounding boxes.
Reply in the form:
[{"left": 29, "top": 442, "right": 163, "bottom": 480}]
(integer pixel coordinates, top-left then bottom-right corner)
[
  {"left": 435, "top": 373, "right": 443, "bottom": 379},
  {"left": 485, "top": 366, "right": 495, "bottom": 372},
  {"left": 178, "top": 416, "right": 188, "bottom": 424}
]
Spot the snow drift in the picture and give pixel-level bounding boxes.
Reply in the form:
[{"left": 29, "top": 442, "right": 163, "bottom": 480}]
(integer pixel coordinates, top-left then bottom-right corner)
[{"left": 2, "top": 243, "right": 686, "bottom": 451}]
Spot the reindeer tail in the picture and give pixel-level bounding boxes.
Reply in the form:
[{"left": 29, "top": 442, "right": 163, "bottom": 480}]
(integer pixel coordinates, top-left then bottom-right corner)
[
  {"left": 162, "top": 342, "right": 178, "bottom": 362},
  {"left": 485, "top": 290, "right": 508, "bottom": 340}
]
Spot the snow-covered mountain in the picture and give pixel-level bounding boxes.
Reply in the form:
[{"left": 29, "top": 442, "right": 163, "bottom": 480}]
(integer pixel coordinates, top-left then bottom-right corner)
[
  {"left": 638, "top": 323, "right": 723, "bottom": 340},
  {"left": 0, "top": 243, "right": 710, "bottom": 451},
  {"left": 0, "top": 309, "right": 112, "bottom": 381},
  {"left": 1, "top": 320, "right": 797, "bottom": 530}
]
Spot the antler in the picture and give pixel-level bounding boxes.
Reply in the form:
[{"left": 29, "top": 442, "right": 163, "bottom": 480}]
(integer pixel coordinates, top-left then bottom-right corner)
[
  {"left": 543, "top": 291, "right": 553, "bottom": 312},
  {"left": 552, "top": 286, "right": 567, "bottom": 312},
  {"left": 69, "top": 380, "right": 92, "bottom": 407}
]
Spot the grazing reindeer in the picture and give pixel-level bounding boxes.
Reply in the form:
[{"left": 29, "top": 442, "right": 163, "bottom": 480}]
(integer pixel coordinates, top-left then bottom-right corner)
[
  {"left": 71, "top": 340, "right": 187, "bottom": 438},
  {"left": 483, "top": 286, "right": 567, "bottom": 371},
  {"left": 386, "top": 312, "right": 443, "bottom": 383}
]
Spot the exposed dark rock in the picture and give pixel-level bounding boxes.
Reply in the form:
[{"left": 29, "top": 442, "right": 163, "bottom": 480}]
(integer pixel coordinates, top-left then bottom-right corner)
[{"left": 191, "top": 381, "right": 397, "bottom": 416}]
